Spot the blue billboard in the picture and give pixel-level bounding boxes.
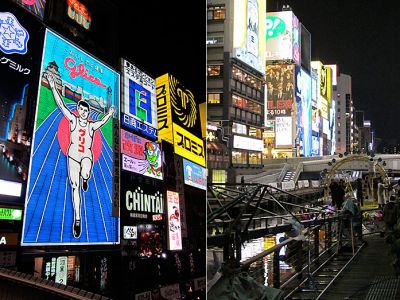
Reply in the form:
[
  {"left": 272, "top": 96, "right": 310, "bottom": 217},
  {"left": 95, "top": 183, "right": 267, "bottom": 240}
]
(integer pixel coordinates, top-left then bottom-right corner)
[
  {"left": 21, "top": 29, "right": 120, "bottom": 245},
  {"left": 295, "top": 67, "right": 312, "bottom": 157},
  {"left": 182, "top": 158, "right": 207, "bottom": 190}
]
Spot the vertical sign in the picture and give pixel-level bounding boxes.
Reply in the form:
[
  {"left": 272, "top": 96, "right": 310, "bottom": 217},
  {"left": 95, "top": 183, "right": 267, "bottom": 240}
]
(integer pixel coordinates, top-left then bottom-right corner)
[
  {"left": 22, "top": 29, "right": 120, "bottom": 245},
  {"left": 167, "top": 191, "right": 182, "bottom": 251},
  {"left": 55, "top": 256, "right": 68, "bottom": 285},
  {"left": 0, "top": 4, "right": 45, "bottom": 204},
  {"left": 121, "top": 59, "right": 158, "bottom": 140},
  {"left": 11, "top": 0, "right": 46, "bottom": 20}
]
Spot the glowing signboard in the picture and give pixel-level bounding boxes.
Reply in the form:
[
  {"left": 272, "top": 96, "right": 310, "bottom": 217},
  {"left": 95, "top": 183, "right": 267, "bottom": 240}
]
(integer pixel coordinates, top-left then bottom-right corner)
[
  {"left": 183, "top": 158, "right": 207, "bottom": 190},
  {"left": 156, "top": 74, "right": 204, "bottom": 167},
  {"left": 120, "top": 129, "right": 162, "bottom": 180},
  {"left": 233, "top": 135, "right": 263, "bottom": 151},
  {"left": 0, "top": 4, "right": 45, "bottom": 204},
  {"left": 21, "top": 29, "right": 120, "bottom": 246},
  {"left": 265, "top": 11, "right": 300, "bottom": 64},
  {"left": 232, "top": 0, "right": 266, "bottom": 74},
  {"left": 10, "top": 0, "right": 46, "bottom": 20},
  {"left": 67, "top": 0, "right": 92, "bottom": 30},
  {"left": 295, "top": 67, "right": 312, "bottom": 156},
  {"left": 275, "top": 117, "right": 292, "bottom": 146},
  {"left": 167, "top": 191, "right": 182, "bottom": 251},
  {"left": 121, "top": 59, "right": 158, "bottom": 140},
  {"left": 0, "top": 208, "right": 22, "bottom": 220}
]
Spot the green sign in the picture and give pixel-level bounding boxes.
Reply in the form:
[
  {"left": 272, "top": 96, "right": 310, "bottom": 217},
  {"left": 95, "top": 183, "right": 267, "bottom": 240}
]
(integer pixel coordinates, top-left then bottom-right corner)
[
  {"left": 0, "top": 208, "right": 23, "bottom": 221},
  {"left": 265, "top": 16, "right": 286, "bottom": 39}
]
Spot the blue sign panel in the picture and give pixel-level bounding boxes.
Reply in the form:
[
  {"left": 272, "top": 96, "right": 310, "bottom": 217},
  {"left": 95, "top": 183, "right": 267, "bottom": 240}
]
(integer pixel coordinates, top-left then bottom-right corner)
[
  {"left": 21, "top": 29, "right": 120, "bottom": 245},
  {"left": 182, "top": 158, "right": 207, "bottom": 190},
  {"left": 122, "top": 59, "right": 158, "bottom": 140}
]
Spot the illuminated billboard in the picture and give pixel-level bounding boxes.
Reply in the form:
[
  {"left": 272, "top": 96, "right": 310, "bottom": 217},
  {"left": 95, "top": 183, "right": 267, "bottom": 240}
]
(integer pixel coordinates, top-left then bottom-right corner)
[
  {"left": 265, "top": 11, "right": 300, "bottom": 64},
  {"left": 167, "top": 190, "right": 182, "bottom": 251},
  {"left": 266, "top": 64, "right": 294, "bottom": 120},
  {"left": 275, "top": 116, "right": 292, "bottom": 146},
  {"left": 120, "top": 129, "right": 162, "bottom": 180},
  {"left": 183, "top": 159, "right": 206, "bottom": 190},
  {"left": 233, "top": 135, "right": 263, "bottom": 151},
  {"left": 0, "top": 4, "right": 45, "bottom": 204},
  {"left": 21, "top": 29, "right": 120, "bottom": 245},
  {"left": 311, "top": 61, "right": 331, "bottom": 118},
  {"left": 156, "top": 74, "right": 205, "bottom": 167},
  {"left": 325, "top": 64, "right": 337, "bottom": 86},
  {"left": 120, "top": 170, "right": 164, "bottom": 222},
  {"left": 311, "top": 107, "right": 320, "bottom": 132},
  {"left": 232, "top": 0, "right": 266, "bottom": 74},
  {"left": 10, "top": 0, "right": 46, "bottom": 19},
  {"left": 301, "top": 24, "right": 311, "bottom": 72},
  {"left": 295, "top": 67, "right": 312, "bottom": 157},
  {"left": 121, "top": 59, "right": 157, "bottom": 140},
  {"left": 330, "top": 100, "right": 336, "bottom": 154},
  {"left": 0, "top": 207, "right": 22, "bottom": 221},
  {"left": 311, "top": 135, "right": 320, "bottom": 156}
]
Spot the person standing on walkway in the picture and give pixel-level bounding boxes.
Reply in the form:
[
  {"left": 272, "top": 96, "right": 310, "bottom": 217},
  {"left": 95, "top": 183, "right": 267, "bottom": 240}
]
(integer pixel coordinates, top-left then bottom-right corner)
[
  {"left": 383, "top": 195, "right": 399, "bottom": 233},
  {"left": 356, "top": 178, "right": 364, "bottom": 207}
]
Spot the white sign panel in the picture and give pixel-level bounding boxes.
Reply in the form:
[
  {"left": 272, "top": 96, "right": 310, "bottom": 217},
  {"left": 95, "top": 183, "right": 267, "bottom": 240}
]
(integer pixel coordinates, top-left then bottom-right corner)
[
  {"left": 167, "top": 191, "right": 182, "bottom": 251},
  {"left": 55, "top": 256, "right": 68, "bottom": 285},
  {"left": 123, "top": 226, "right": 137, "bottom": 239},
  {"left": 275, "top": 117, "right": 292, "bottom": 146},
  {"left": 233, "top": 135, "right": 263, "bottom": 151}
]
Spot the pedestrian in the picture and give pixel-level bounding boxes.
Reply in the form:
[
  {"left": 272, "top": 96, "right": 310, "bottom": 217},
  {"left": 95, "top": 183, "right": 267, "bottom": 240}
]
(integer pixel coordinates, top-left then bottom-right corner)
[
  {"left": 377, "top": 179, "right": 387, "bottom": 209},
  {"left": 383, "top": 195, "right": 399, "bottom": 233}
]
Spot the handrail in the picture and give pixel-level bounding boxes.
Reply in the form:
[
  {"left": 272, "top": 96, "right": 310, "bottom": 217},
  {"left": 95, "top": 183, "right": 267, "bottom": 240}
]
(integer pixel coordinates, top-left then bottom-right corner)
[{"left": 0, "top": 268, "right": 110, "bottom": 300}]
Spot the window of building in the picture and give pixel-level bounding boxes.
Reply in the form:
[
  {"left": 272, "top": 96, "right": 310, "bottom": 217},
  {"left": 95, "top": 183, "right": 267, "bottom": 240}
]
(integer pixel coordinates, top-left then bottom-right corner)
[
  {"left": 232, "top": 66, "right": 263, "bottom": 90},
  {"left": 232, "top": 94, "right": 262, "bottom": 114},
  {"left": 232, "top": 151, "right": 247, "bottom": 164},
  {"left": 232, "top": 122, "right": 247, "bottom": 135},
  {"left": 207, "top": 5, "right": 226, "bottom": 20},
  {"left": 249, "top": 152, "right": 262, "bottom": 165},
  {"left": 212, "top": 170, "right": 227, "bottom": 184},
  {"left": 208, "top": 65, "right": 222, "bottom": 77},
  {"left": 248, "top": 127, "right": 262, "bottom": 138},
  {"left": 208, "top": 93, "right": 221, "bottom": 104}
]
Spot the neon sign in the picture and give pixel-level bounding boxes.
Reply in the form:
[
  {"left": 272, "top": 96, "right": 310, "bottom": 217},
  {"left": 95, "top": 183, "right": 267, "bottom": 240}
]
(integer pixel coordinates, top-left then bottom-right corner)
[{"left": 67, "top": 0, "right": 92, "bottom": 30}]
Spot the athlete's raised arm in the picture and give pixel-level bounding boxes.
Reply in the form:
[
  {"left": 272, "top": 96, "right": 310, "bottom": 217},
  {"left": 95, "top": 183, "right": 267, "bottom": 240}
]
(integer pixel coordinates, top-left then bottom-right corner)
[
  {"left": 46, "top": 73, "right": 74, "bottom": 121},
  {"left": 91, "top": 106, "right": 115, "bottom": 132}
]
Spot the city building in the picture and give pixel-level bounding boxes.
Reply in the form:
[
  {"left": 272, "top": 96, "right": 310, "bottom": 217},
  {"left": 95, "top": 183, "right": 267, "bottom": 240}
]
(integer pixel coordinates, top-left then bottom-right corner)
[{"left": 207, "top": 0, "right": 266, "bottom": 183}]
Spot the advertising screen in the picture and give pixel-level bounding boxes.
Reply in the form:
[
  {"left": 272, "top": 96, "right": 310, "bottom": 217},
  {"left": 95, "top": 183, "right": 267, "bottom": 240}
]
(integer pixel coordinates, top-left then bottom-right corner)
[
  {"left": 120, "top": 129, "right": 162, "bottom": 180},
  {"left": 265, "top": 11, "right": 300, "bottom": 64},
  {"left": 10, "top": 0, "right": 46, "bottom": 19},
  {"left": 167, "top": 190, "right": 182, "bottom": 251},
  {"left": 120, "top": 170, "right": 164, "bottom": 222},
  {"left": 266, "top": 64, "right": 294, "bottom": 120},
  {"left": 0, "top": 4, "right": 45, "bottom": 205},
  {"left": 183, "top": 158, "right": 207, "bottom": 190},
  {"left": 121, "top": 59, "right": 157, "bottom": 140},
  {"left": 311, "top": 135, "right": 320, "bottom": 156},
  {"left": 295, "top": 67, "right": 312, "bottom": 157},
  {"left": 233, "top": 135, "right": 263, "bottom": 151},
  {"left": 21, "top": 29, "right": 120, "bottom": 245},
  {"left": 325, "top": 64, "right": 337, "bottom": 86},
  {"left": 0, "top": 207, "right": 22, "bottom": 221},
  {"left": 311, "top": 61, "right": 330, "bottom": 116},
  {"left": 275, "top": 116, "right": 292, "bottom": 146},
  {"left": 232, "top": 0, "right": 266, "bottom": 74},
  {"left": 311, "top": 107, "right": 320, "bottom": 132},
  {"left": 330, "top": 100, "right": 336, "bottom": 154},
  {"left": 156, "top": 74, "right": 205, "bottom": 167},
  {"left": 137, "top": 223, "right": 163, "bottom": 258},
  {"left": 320, "top": 65, "right": 331, "bottom": 104}
]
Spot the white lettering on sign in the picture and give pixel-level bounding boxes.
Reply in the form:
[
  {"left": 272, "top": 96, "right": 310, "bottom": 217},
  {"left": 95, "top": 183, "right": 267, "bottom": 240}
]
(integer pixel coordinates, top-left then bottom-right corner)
[
  {"left": 0, "top": 237, "right": 6, "bottom": 244},
  {"left": 125, "top": 187, "right": 163, "bottom": 213}
]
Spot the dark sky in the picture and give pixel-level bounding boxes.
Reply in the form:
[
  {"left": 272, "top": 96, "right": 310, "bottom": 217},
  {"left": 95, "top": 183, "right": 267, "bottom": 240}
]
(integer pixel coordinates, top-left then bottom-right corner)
[
  {"left": 273, "top": 0, "right": 400, "bottom": 142},
  {"left": 113, "top": 0, "right": 206, "bottom": 104}
]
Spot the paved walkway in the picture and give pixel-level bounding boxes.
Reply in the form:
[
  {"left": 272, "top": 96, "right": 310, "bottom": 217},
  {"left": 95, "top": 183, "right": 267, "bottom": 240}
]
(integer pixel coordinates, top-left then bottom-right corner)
[{"left": 323, "top": 234, "right": 400, "bottom": 299}]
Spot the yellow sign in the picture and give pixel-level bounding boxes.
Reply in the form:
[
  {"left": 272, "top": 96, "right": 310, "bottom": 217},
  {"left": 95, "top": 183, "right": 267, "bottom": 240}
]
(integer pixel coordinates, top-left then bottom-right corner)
[
  {"left": 199, "top": 102, "right": 206, "bottom": 139},
  {"left": 173, "top": 124, "right": 206, "bottom": 167},
  {"left": 156, "top": 74, "right": 173, "bottom": 143}
]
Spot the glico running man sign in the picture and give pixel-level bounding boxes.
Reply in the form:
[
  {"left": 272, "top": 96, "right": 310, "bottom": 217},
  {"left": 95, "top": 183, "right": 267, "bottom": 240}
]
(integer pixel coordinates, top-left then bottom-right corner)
[{"left": 21, "top": 29, "right": 120, "bottom": 245}]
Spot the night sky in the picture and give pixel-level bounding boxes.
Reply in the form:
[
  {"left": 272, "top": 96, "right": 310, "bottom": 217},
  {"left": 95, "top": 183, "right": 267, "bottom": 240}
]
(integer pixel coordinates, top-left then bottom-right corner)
[
  {"left": 113, "top": 0, "right": 206, "bottom": 105},
  {"left": 277, "top": 0, "right": 400, "bottom": 142}
]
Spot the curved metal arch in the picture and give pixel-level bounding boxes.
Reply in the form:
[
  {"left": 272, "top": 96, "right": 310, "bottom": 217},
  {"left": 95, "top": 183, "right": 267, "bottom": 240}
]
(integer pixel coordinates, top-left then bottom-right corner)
[{"left": 323, "top": 155, "right": 389, "bottom": 198}]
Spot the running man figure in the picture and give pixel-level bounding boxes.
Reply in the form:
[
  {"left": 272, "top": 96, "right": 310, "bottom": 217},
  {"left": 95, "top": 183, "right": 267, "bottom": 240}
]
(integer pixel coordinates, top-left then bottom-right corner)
[{"left": 46, "top": 73, "right": 115, "bottom": 238}]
